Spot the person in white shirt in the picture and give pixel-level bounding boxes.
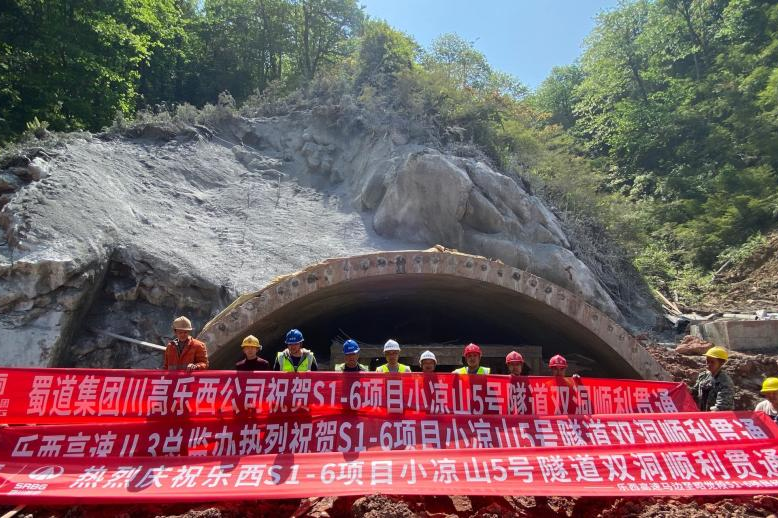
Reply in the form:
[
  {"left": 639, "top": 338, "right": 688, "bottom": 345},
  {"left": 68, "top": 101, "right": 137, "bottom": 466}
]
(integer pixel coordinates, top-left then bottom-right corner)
[{"left": 755, "top": 377, "right": 778, "bottom": 423}]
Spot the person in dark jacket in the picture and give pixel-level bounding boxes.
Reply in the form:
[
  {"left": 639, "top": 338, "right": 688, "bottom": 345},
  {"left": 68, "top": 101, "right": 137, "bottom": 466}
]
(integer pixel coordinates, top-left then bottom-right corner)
[
  {"left": 691, "top": 346, "right": 734, "bottom": 411},
  {"left": 235, "top": 335, "right": 270, "bottom": 371}
]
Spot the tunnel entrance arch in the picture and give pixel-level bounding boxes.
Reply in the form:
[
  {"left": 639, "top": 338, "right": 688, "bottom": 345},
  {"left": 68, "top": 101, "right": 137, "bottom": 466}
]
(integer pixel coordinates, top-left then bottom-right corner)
[{"left": 199, "top": 248, "right": 668, "bottom": 380}]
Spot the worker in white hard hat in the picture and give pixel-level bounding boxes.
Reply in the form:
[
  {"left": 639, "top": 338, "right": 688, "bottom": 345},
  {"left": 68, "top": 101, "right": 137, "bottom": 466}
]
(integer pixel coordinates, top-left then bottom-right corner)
[
  {"left": 235, "top": 335, "right": 270, "bottom": 371},
  {"left": 419, "top": 350, "right": 437, "bottom": 373},
  {"left": 163, "top": 316, "right": 208, "bottom": 372},
  {"left": 376, "top": 339, "right": 411, "bottom": 373}
]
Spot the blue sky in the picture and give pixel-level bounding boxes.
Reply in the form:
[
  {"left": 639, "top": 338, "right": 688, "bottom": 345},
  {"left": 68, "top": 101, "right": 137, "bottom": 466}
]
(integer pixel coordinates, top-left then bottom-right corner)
[{"left": 358, "top": 0, "right": 619, "bottom": 89}]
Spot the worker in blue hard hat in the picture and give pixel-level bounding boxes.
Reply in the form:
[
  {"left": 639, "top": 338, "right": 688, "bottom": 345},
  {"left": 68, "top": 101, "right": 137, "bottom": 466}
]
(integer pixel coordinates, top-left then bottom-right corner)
[
  {"left": 273, "top": 328, "right": 318, "bottom": 372},
  {"left": 335, "top": 339, "right": 368, "bottom": 372}
]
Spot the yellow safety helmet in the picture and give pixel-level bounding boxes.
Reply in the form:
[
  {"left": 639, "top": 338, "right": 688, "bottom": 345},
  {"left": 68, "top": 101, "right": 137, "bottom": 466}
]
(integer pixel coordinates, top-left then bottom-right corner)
[
  {"left": 704, "top": 346, "right": 729, "bottom": 361},
  {"left": 241, "top": 335, "right": 261, "bottom": 349},
  {"left": 761, "top": 378, "right": 778, "bottom": 394}
]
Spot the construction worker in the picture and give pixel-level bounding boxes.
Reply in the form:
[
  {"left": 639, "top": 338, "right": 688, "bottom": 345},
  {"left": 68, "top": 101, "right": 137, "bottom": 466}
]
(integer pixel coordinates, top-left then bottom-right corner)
[
  {"left": 235, "top": 335, "right": 270, "bottom": 371},
  {"left": 419, "top": 350, "right": 437, "bottom": 373},
  {"left": 273, "top": 328, "right": 318, "bottom": 372},
  {"left": 163, "top": 316, "right": 208, "bottom": 372},
  {"left": 505, "top": 351, "right": 524, "bottom": 375},
  {"left": 548, "top": 354, "right": 568, "bottom": 377},
  {"left": 691, "top": 346, "right": 734, "bottom": 411},
  {"left": 756, "top": 378, "right": 778, "bottom": 423},
  {"left": 335, "top": 339, "right": 368, "bottom": 372},
  {"left": 376, "top": 339, "right": 411, "bottom": 373},
  {"left": 453, "top": 343, "right": 490, "bottom": 374}
]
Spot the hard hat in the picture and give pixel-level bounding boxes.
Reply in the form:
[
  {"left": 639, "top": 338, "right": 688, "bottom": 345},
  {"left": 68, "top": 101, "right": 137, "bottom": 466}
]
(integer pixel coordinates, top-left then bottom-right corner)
[
  {"left": 419, "top": 350, "right": 437, "bottom": 365},
  {"left": 241, "top": 335, "right": 261, "bottom": 349},
  {"left": 506, "top": 351, "right": 524, "bottom": 364},
  {"left": 549, "top": 354, "right": 568, "bottom": 368},
  {"left": 463, "top": 343, "right": 481, "bottom": 356},
  {"left": 285, "top": 329, "right": 304, "bottom": 344},
  {"left": 761, "top": 378, "right": 778, "bottom": 393},
  {"left": 704, "top": 346, "right": 729, "bottom": 361},
  {"left": 384, "top": 339, "right": 401, "bottom": 352},
  {"left": 343, "top": 339, "right": 360, "bottom": 355},
  {"left": 172, "top": 316, "right": 193, "bottom": 331}
]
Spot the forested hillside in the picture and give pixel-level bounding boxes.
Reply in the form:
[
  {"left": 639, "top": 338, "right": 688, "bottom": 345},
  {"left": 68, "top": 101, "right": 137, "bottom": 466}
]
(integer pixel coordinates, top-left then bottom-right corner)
[
  {"left": 2, "top": 0, "right": 776, "bottom": 306},
  {"left": 533, "top": 0, "right": 778, "bottom": 300}
]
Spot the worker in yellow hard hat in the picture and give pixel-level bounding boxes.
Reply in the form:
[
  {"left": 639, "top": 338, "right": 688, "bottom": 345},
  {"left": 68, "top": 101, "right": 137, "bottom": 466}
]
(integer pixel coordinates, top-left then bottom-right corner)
[
  {"left": 756, "top": 378, "right": 778, "bottom": 423},
  {"left": 690, "top": 346, "right": 734, "bottom": 411},
  {"left": 235, "top": 335, "right": 270, "bottom": 371}
]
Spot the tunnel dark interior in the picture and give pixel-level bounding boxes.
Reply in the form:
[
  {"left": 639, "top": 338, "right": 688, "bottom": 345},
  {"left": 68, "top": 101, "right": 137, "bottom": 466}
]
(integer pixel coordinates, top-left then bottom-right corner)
[{"left": 210, "top": 274, "right": 643, "bottom": 378}]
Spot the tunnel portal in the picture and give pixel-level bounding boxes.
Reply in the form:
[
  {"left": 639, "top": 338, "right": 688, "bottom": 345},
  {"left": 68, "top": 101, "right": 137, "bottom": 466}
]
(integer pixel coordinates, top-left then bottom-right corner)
[{"left": 199, "top": 249, "right": 668, "bottom": 380}]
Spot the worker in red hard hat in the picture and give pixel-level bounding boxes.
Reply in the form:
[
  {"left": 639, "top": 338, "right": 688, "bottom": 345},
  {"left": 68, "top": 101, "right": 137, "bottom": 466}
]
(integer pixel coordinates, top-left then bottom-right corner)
[
  {"left": 548, "top": 354, "right": 568, "bottom": 377},
  {"left": 505, "top": 351, "right": 524, "bottom": 376},
  {"left": 453, "top": 343, "right": 490, "bottom": 374}
]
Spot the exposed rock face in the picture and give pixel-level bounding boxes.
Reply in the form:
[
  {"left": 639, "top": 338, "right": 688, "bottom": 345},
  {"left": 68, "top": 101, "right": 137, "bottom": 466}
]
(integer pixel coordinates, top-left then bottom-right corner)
[{"left": 0, "top": 108, "right": 651, "bottom": 367}]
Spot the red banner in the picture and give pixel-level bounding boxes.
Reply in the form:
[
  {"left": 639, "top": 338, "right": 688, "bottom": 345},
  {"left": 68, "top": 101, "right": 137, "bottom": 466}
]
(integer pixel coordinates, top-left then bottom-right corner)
[
  {"left": 1, "top": 412, "right": 774, "bottom": 458},
  {"left": 3, "top": 369, "right": 771, "bottom": 503},
  {"left": 0, "top": 368, "right": 697, "bottom": 423},
  {"left": 2, "top": 442, "right": 778, "bottom": 503}
]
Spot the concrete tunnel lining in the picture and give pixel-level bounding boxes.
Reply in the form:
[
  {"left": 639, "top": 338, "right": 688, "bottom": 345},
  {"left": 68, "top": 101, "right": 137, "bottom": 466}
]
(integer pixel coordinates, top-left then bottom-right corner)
[{"left": 199, "top": 249, "right": 669, "bottom": 380}]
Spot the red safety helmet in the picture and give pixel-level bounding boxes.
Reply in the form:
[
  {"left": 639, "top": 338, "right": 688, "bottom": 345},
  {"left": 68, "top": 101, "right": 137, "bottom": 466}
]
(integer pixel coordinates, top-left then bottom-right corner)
[
  {"left": 549, "top": 354, "right": 568, "bottom": 368},
  {"left": 463, "top": 343, "right": 482, "bottom": 356},
  {"left": 505, "top": 351, "right": 524, "bottom": 364}
]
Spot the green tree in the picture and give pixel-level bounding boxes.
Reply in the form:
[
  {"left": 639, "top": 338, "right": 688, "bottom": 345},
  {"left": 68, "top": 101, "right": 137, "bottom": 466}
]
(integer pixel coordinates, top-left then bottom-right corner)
[
  {"left": 422, "top": 33, "right": 492, "bottom": 90},
  {"left": 530, "top": 64, "right": 583, "bottom": 128},
  {"left": 292, "top": 0, "right": 363, "bottom": 80},
  {"left": 0, "top": 0, "right": 190, "bottom": 141},
  {"left": 355, "top": 19, "right": 416, "bottom": 88}
]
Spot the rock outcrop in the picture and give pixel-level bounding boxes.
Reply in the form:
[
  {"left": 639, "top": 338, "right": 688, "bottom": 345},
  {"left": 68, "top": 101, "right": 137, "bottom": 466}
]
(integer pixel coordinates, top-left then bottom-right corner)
[{"left": 0, "top": 107, "right": 654, "bottom": 367}]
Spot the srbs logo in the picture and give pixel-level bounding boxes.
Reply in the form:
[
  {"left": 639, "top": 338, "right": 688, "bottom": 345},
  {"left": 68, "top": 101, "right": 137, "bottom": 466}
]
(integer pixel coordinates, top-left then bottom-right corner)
[{"left": 28, "top": 465, "right": 64, "bottom": 481}]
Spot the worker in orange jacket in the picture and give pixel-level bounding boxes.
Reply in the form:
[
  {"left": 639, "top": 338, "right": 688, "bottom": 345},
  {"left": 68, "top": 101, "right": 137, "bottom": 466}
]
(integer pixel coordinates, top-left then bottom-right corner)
[{"left": 163, "top": 316, "right": 208, "bottom": 372}]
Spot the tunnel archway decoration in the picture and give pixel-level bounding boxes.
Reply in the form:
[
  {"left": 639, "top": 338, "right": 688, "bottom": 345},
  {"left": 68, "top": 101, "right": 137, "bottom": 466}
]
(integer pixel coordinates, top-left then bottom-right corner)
[{"left": 199, "top": 248, "right": 669, "bottom": 380}]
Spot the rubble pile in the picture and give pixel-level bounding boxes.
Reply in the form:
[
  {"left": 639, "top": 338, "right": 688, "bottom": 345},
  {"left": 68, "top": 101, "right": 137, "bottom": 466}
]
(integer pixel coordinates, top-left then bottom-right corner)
[
  {"left": 702, "top": 231, "right": 778, "bottom": 312},
  {"left": 674, "top": 335, "right": 714, "bottom": 356},
  {"left": 647, "top": 342, "right": 778, "bottom": 410}
]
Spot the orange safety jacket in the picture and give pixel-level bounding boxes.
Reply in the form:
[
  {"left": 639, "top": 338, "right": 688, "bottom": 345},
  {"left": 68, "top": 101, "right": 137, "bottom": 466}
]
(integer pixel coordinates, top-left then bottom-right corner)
[{"left": 163, "top": 337, "right": 209, "bottom": 371}]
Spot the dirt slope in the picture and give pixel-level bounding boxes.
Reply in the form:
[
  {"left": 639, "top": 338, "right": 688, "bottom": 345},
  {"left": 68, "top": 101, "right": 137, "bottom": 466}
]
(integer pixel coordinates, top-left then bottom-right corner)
[{"left": 701, "top": 231, "right": 778, "bottom": 312}]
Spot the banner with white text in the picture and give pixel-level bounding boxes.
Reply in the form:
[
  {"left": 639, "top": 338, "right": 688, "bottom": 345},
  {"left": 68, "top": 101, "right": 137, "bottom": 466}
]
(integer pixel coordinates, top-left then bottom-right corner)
[
  {"left": 2, "top": 441, "right": 778, "bottom": 503},
  {"left": 1, "top": 412, "right": 774, "bottom": 459},
  {"left": 0, "top": 368, "right": 697, "bottom": 423}
]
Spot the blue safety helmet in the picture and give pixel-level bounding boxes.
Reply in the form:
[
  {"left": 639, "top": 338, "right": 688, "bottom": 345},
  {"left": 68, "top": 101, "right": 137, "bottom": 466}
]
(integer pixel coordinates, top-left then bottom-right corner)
[
  {"left": 343, "top": 339, "right": 360, "bottom": 355},
  {"left": 285, "top": 328, "right": 304, "bottom": 345}
]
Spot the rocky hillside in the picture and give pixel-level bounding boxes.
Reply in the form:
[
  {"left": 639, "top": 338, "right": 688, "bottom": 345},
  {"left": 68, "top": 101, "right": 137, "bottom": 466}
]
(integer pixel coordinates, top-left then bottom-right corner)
[{"left": 0, "top": 106, "right": 657, "bottom": 368}]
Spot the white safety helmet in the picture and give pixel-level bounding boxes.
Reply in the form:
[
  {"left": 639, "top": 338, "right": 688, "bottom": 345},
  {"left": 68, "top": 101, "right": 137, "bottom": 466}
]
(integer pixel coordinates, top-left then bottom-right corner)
[
  {"left": 383, "top": 339, "right": 401, "bottom": 352},
  {"left": 419, "top": 350, "right": 437, "bottom": 365}
]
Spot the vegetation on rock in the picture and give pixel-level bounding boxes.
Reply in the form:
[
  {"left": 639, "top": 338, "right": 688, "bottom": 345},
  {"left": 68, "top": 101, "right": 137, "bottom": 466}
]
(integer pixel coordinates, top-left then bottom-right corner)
[{"left": 2, "top": 0, "right": 776, "bottom": 306}]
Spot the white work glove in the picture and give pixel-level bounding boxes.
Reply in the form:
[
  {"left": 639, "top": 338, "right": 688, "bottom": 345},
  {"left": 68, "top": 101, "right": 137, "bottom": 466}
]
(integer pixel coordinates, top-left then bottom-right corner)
[{"left": 186, "top": 363, "right": 198, "bottom": 373}]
